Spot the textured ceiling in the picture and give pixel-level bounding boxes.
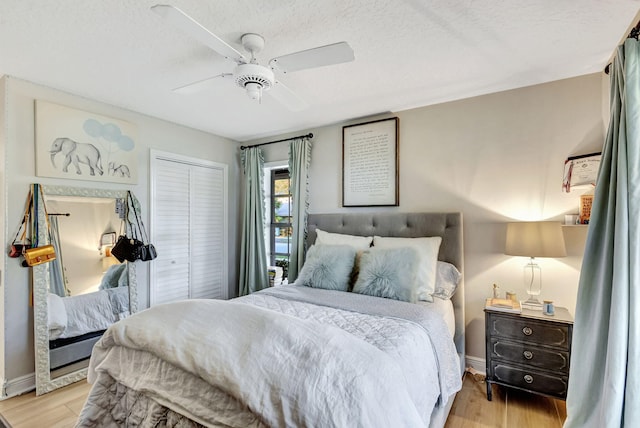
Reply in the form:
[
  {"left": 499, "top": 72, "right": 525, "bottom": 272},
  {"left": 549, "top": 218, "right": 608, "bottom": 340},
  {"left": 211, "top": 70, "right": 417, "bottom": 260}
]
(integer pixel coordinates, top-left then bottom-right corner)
[{"left": 1, "top": 0, "right": 638, "bottom": 142}]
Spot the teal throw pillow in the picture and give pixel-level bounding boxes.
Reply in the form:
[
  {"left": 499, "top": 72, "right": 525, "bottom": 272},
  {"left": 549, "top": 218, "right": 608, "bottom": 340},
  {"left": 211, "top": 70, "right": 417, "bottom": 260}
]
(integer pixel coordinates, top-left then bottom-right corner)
[
  {"left": 296, "top": 245, "right": 357, "bottom": 291},
  {"left": 352, "top": 247, "right": 420, "bottom": 302}
]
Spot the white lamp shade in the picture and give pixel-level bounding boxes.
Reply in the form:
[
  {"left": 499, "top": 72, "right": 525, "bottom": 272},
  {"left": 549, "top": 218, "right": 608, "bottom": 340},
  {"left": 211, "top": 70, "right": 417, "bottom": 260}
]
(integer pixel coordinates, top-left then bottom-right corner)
[{"left": 505, "top": 221, "right": 567, "bottom": 258}]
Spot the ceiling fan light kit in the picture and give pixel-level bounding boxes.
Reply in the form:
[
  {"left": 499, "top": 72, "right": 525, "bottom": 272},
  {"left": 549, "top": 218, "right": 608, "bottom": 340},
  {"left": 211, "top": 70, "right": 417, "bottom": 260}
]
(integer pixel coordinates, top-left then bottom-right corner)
[
  {"left": 152, "top": 4, "right": 354, "bottom": 110},
  {"left": 233, "top": 62, "right": 274, "bottom": 101}
]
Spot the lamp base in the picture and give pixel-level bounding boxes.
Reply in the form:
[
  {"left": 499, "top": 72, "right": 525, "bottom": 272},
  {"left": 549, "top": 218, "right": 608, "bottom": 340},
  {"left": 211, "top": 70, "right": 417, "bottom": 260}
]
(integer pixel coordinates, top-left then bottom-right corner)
[{"left": 521, "top": 296, "right": 543, "bottom": 311}]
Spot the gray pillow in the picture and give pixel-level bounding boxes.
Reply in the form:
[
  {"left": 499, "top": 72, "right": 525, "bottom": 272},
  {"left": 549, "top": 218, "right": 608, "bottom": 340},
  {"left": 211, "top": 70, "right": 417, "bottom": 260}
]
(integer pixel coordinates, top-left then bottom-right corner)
[
  {"left": 352, "top": 247, "right": 420, "bottom": 302},
  {"left": 296, "top": 245, "right": 357, "bottom": 291},
  {"left": 432, "top": 261, "right": 462, "bottom": 300}
]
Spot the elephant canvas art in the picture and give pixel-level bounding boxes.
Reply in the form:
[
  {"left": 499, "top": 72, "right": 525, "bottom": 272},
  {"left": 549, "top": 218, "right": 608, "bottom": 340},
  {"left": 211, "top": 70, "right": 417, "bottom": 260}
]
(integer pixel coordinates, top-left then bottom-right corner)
[
  {"left": 35, "top": 100, "right": 138, "bottom": 184},
  {"left": 50, "top": 137, "right": 104, "bottom": 176}
]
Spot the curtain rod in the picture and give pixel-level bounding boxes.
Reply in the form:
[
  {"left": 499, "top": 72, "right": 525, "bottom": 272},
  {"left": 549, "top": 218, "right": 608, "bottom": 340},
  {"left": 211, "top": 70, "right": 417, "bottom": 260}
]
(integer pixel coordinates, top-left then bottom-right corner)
[
  {"left": 605, "top": 20, "right": 640, "bottom": 74},
  {"left": 240, "top": 133, "right": 313, "bottom": 150}
]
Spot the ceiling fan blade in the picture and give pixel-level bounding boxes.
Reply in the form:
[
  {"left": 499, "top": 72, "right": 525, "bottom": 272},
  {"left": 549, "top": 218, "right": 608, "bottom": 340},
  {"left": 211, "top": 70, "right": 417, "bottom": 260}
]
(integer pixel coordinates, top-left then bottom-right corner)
[
  {"left": 151, "top": 4, "right": 246, "bottom": 64},
  {"left": 269, "top": 42, "right": 354, "bottom": 73},
  {"left": 173, "top": 73, "right": 233, "bottom": 94},
  {"left": 267, "top": 80, "right": 309, "bottom": 111}
]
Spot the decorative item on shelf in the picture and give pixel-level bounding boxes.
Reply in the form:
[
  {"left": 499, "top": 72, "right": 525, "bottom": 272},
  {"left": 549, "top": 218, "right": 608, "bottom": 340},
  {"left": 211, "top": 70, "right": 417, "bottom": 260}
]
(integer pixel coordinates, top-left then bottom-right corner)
[
  {"left": 543, "top": 300, "right": 555, "bottom": 316},
  {"left": 579, "top": 194, "right": 594, "bottom": 224},
  {"left": 505, "top": 221, "right": 567, "bottom": 310},
  {"left": 485, "top": 297, "right": 522, "bottom": 314},
  {"left": 564, "top": 214, "right": 579, "bottom": 225},
  {"left": 562, "top": 152, "right": 601, "bottom": 193}
]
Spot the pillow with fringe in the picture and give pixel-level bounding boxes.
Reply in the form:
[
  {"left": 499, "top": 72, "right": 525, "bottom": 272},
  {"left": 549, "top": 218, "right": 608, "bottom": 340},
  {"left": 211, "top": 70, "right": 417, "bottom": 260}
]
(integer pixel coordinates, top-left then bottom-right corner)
[
  {"left": 296, "top": 244, "right": 357, "bottom": 291},
  {"left": 352, "top": 247, "right": 420, "bottom": 302}
]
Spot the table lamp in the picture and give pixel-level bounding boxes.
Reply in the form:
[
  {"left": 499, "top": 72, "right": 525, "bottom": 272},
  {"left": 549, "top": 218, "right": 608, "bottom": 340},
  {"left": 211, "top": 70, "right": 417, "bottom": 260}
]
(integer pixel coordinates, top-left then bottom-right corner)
[{"left": 505, "top": 221, "right": 566, "bottom": 310}]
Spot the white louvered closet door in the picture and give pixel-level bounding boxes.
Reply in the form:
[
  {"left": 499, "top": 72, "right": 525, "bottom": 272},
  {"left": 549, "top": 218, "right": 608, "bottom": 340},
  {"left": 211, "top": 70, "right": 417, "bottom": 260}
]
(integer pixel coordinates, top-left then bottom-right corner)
[{"left": 150, "top": 151, "right": 228, "bottom": 306}]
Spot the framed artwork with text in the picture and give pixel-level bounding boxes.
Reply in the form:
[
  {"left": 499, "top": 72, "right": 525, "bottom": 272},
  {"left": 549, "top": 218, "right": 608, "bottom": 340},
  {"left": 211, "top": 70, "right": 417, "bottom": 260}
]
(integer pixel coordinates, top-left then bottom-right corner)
[{"left": 342, "top": 117, "right": 399, "bottom": 207}]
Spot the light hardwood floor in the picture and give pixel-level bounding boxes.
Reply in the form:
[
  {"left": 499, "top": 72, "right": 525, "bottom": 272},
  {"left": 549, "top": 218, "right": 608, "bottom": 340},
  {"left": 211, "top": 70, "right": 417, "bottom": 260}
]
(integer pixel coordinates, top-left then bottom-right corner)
[
  {"left": 445, "top": 373, "right": 567, "bottom": 428},
  {"left": 0, "top": 373, "right": 565, "bottom": 427},
  {"left": 0, "top": 381, "right": 90, "bottom": 428}
]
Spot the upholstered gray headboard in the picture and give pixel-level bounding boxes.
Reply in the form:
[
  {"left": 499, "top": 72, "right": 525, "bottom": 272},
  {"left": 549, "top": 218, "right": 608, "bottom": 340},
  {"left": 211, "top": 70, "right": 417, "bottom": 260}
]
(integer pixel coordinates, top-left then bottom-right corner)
[{"left": 306, "top": 212, "right": 465, "bottom": 372}]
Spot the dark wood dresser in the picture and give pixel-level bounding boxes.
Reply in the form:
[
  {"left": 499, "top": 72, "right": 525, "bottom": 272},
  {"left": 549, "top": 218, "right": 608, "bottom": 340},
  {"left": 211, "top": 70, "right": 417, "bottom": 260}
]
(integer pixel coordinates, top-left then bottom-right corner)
[{"left": 484, "top": 306, "right": 573, "bottom": 400}]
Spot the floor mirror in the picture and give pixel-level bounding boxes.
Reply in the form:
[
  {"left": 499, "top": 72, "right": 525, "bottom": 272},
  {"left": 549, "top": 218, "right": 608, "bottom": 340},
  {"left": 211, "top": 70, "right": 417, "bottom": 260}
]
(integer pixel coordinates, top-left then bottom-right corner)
[{"left": 33, "top": 185, "right": 138, "bottom": 395}]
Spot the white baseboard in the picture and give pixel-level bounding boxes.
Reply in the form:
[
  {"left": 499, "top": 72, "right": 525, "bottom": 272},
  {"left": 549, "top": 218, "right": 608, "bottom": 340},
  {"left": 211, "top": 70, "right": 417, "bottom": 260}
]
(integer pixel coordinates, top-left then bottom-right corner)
[
  {"left": 2, "top": 373, "right": 35, "bottom": 399},
  {"left": 465, "top": 356, "right": 486, "bottom": 375}
]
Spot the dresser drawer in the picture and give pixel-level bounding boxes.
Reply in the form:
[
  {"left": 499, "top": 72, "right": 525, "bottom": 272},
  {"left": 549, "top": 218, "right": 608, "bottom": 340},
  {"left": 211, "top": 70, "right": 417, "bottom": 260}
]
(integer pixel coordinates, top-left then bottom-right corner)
[
  {"left": 488, "top": 314, "right": 570, "bottom": 350},
  {"left": 491, "top": 362, "right": 568, "bottom": 399},
  {"left": 490, "top": 338, "right": 570, "bottom": 372}
]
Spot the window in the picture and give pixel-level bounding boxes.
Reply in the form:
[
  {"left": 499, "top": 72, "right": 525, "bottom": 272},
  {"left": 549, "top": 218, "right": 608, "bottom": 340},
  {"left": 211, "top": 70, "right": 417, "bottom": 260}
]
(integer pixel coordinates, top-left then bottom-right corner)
[{"left": 269, "top": 168, "right": 291, "bottom": 280}]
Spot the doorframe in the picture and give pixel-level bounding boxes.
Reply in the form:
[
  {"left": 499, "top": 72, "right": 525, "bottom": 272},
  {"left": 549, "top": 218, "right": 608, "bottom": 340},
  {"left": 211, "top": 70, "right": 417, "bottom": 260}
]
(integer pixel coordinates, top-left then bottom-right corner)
[{"left": 149, "top": 150, "right": 229, "bottom": 305}]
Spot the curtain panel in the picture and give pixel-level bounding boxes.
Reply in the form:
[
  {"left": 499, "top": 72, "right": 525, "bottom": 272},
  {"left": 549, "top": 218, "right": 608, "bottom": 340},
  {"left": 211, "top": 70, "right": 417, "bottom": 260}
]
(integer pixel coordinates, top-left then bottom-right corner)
[
  {"left": 239, "top": 147, "right": 269, "bottom": 296},
  {"left": 564, "top": 38, "right": 640, "bottom": 428},
  {"left": 48, "top": 216, "right": 68, "bottom": 297},
  {"left": 287, "top": 137, "right": 312, "bottom": 282}
]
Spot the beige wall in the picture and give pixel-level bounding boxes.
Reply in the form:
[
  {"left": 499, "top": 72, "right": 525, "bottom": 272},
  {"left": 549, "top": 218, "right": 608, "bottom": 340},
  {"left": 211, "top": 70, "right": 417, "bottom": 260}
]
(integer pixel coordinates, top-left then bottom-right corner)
[
  {"left": 0, "top": 76, "right": 241, "bottom": 394},
  {"left": 258, "top": 73, "right": 604, "bottom": 363}
]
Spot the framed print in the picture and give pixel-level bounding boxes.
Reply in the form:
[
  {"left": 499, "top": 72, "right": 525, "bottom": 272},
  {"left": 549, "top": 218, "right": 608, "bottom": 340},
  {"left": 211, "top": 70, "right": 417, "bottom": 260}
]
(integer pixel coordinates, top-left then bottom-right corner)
[
  {"left": 342, "top": 117, "right": 399, "bottom": 207},
  {"left": 562, "top": 152, "right": 601, "bottom": 193},
  {"left": 35, "top": 100, "right": 138, "bottom": 184}
]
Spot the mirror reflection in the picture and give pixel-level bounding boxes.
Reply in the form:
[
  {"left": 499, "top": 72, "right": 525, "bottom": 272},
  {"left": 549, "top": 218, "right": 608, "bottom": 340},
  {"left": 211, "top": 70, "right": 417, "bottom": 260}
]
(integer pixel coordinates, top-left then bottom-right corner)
[
  {"left": 34, "top": 186, "right": 137, "bottom": 395},
  {"left": 47, "top": 196, "right": 126, "bottom": 296}
]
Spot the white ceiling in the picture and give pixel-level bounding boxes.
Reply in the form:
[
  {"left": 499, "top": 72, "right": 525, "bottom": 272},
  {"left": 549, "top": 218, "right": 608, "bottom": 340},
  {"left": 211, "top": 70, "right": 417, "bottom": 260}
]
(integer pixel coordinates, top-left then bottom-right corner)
[{"left": 1, "top": 1, "right": 638, "bottom": 142}]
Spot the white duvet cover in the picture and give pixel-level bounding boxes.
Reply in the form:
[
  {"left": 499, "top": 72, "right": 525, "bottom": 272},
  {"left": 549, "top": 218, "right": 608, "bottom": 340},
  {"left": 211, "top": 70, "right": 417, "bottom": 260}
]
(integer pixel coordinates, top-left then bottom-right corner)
[{"left": 80, "top": 285, "right": 461, "bottom": 428}]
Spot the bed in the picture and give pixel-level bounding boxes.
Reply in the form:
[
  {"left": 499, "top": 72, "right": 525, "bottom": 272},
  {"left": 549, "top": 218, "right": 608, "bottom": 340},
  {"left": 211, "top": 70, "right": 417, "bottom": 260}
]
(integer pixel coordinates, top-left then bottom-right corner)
[
  {"left": 48, "top": 286, "right": 130, "bottom": 370},
  {"left": 77, "top": 212, "right": 465, "bottom": 428}
]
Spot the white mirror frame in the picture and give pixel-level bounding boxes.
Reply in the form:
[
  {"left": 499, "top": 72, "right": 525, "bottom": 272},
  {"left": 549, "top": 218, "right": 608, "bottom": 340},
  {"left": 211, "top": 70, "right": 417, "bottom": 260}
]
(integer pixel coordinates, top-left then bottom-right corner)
[{"left": 34, "top": 185, "right": 138, "bottom": 395}]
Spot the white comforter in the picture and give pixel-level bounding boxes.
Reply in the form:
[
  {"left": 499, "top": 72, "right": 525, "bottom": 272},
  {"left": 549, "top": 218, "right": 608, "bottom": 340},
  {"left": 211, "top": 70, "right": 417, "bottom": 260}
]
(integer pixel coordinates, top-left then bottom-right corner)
[{"left": 83, "top": 286, "right": 461, "bottom": 428}]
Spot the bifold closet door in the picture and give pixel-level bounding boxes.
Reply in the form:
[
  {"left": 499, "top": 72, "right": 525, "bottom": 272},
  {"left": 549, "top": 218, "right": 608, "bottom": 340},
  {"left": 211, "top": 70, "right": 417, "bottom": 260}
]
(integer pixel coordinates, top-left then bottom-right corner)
[
  {"left": 190, "top": 164, "right": 225, "bottom": 299},
  {"left": 150, "top": 152, "right": 228, "bottom": 306}
]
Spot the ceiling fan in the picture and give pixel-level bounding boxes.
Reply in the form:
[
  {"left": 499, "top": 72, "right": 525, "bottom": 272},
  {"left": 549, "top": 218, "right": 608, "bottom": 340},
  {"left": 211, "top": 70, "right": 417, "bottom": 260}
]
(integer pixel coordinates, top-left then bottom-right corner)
[{"left": 151, "top": 4, "right": 355, "bottom": 111}]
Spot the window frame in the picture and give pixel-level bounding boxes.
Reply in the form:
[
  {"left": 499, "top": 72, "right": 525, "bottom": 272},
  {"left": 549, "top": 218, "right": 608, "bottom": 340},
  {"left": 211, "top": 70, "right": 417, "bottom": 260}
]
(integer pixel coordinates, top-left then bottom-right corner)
[{"left": 269, "top": 167, "right": 292, "bottom": 266}]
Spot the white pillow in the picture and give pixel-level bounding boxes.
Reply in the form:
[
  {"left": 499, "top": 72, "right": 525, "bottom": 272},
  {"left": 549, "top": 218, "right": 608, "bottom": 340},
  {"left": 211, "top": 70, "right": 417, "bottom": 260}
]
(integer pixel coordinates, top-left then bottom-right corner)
[
  {"left": 47, "top": 293, "right": 68, "bottom": 340},
  {"left": 315, "top": 228, "right": 373, "bottom": 250},
  {"left": 372, "top": 236, "right": 442, "bottom": 302}
]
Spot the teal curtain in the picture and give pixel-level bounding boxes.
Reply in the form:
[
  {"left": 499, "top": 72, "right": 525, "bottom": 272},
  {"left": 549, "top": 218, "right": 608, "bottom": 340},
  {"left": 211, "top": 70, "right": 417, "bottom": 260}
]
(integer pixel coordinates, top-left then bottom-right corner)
[
  {"left": 287, "top": 137, "right": 312, "bottom": 282},
  {"left": 48, "top": 216, "right": 68, "bottom": 297},
  {"left": 564, "top": 39, "right": 640, "bottom": 428},
  {"left": 239, "top": 147, "right": 269, "bottom": 295}
]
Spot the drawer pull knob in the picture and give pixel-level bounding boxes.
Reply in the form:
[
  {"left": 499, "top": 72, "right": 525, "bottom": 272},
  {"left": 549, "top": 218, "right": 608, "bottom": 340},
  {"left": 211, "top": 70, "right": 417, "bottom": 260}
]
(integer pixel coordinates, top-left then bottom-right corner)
[
  {"left": 522, "top": 327, "right": 533, "bottom": 336},
  {"left": 524, "top": 374, "right": 534, "bottom": 384},
  {"left": 523, "top": 350, "right": 534, "bottom": 360}
]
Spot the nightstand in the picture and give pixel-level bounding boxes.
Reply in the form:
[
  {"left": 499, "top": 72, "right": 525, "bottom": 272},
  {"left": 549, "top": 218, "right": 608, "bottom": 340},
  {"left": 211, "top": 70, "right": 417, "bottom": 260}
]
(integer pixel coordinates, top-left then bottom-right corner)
[{"left": 484, "top": 306, "right": 573, "bottom": 401}]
